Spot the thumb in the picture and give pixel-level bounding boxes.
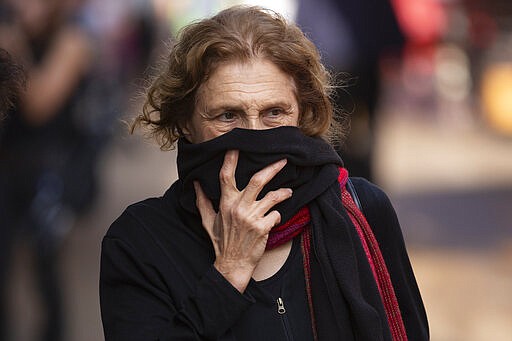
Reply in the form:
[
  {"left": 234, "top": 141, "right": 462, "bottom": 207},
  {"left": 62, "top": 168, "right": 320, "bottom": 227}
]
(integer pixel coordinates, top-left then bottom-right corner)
[{"left": 193, "top": 181, "right": 216, "bottom": 236}]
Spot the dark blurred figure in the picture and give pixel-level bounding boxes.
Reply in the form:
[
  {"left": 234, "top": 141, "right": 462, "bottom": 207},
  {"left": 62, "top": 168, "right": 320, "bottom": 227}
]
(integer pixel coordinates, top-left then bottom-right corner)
[
  {"left": 0, "top": 0, "right": 97, "bottom": 340},
  {"left": 296, "top": 0, "right": 405, "bottom": 181},
  {"left": 0, "top": 48, "right": 25, "bottom": 120},
  {"left": 0, "top": 0, "right": 162, "bottom": 338},
  {"left": 76, "top": 0, "right": 162, "bottom": 145}
]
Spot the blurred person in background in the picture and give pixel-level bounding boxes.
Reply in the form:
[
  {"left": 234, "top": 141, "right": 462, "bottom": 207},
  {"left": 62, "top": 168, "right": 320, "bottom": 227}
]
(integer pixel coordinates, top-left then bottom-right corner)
[
  {"left": 0, "top": 0, "right": 98, "bottom": 339},
  {"left": 0, "top": 51, "right": 25, "bottom": 339},
  {"left": 100, "top": 6, "right": 428, "bottom": 340},
  {"left": 296, "top": 0, "right": 405, "bottom": 181}
]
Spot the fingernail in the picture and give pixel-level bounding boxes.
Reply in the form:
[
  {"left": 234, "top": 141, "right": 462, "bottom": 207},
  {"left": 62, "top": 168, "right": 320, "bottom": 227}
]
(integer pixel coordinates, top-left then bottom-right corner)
[{"left": 286, "top": 188, "right": 293, "bottom": 196}]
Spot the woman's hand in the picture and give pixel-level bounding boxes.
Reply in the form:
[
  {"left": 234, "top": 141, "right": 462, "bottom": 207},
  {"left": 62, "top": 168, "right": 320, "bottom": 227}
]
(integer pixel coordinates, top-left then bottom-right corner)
[{"left": 193, "top": 150, "right": 292, "bottom": 293}]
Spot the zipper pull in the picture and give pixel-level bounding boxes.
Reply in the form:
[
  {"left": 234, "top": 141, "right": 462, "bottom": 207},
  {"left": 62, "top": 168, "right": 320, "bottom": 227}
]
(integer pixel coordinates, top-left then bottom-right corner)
[{"left": 277, "top": 297, "right": 286, "bottom": 314}]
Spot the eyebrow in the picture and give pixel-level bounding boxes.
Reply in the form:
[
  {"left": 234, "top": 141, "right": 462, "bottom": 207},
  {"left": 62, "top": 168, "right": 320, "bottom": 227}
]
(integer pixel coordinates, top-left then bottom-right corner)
[{"left": 204, "top": 100, "right": 295, "bottom": 115}]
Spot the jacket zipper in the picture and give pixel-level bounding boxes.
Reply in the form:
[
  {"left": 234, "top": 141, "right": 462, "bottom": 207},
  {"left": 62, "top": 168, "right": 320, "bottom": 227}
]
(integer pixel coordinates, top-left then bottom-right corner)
[{"left": 277, "top": 297, "right": 293, "bottom": 341}]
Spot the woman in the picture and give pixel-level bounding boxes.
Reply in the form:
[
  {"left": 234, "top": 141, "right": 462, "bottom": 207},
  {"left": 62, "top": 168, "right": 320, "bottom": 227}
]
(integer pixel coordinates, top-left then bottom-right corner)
[
  {"left": 100, "top": 6, "right": 428, "bottom": 340},
  {"left": 0, "top": 0, "right": 95, "bottom": 340}
]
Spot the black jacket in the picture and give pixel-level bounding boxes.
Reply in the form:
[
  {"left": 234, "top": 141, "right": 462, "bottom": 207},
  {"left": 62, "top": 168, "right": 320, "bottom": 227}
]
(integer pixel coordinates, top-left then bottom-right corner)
[{"left": 100, "top": 177, "right": 428, "bottom": 340}]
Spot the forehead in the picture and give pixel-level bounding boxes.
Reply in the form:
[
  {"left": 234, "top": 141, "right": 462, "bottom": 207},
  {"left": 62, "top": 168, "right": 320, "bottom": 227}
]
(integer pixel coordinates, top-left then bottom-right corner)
[{"left": 196, "top": 59, "right": 297, "bottom": 107}]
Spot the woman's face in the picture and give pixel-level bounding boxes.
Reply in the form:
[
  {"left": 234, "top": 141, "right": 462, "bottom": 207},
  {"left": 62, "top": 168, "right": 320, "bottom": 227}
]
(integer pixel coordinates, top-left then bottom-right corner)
[{"left": 184, "top": 58, "right": 300, "bottom": 143}]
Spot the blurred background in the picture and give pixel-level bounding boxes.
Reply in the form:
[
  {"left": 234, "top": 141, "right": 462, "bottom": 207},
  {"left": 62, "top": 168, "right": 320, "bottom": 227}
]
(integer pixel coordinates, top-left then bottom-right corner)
[{"left": 0, "top": 0, "right": 511, "bottom": 340}]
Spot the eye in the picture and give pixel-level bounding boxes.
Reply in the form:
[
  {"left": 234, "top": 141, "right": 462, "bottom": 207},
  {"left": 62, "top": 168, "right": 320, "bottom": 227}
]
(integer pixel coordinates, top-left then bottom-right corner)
[
  {"left": 266, "top": 108, "right": 284, "bottom": 118},
  {"left": 218, "top": 111, "right": 237, "bottom": 122}
]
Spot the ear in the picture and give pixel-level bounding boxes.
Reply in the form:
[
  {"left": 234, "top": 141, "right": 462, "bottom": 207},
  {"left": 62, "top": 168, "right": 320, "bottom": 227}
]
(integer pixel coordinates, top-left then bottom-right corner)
[
  {"left": 179, "top": 122, "right": 196, "bottom": 143},
  {"left": 181, "top": 124, "right": 191, "bottom": 136}
]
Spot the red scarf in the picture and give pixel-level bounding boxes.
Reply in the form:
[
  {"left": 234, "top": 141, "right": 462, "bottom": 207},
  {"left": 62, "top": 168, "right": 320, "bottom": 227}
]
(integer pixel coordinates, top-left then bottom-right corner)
[{"left": 267, "top": 168, "right": 408, "bottom": 341}]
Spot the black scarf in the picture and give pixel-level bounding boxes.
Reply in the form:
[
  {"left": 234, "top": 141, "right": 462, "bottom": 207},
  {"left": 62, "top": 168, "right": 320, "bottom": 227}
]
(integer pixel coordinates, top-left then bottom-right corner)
[{"left": 177, "top": 127, "right": 393, "bottom": 340}]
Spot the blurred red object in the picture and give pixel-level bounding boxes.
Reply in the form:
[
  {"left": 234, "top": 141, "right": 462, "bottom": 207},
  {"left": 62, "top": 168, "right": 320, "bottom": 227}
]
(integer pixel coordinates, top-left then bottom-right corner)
[{"left": 391, "top": 0, "right": 447, "bottom": 45}]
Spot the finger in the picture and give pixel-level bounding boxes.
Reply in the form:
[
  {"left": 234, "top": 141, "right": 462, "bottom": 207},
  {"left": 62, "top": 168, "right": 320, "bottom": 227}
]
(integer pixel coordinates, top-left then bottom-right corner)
[
  {"left": 241, "top": 158, "right": 288, "bottom": 203},
  {"left": 260, "top": 210, "right": 282, "bottom": 233},
  {"left": 254, "top": 188, "right": 293, "bottom": 216},
  {"left": 194, "top": 181, "right": 216, "bottom": 234},
  {"left": 219, "top": 150, "right": 239, "bottom": 194}
]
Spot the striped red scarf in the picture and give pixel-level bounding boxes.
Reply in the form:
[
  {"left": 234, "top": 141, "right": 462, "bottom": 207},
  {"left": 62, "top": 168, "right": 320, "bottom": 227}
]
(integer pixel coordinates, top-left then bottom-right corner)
[{"left": 267, "top": 167, "right": 408, "bottom": 341}]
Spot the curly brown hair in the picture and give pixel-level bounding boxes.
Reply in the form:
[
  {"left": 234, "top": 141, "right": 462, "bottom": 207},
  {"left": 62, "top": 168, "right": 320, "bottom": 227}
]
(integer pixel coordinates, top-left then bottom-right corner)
[
  {"left": 132, "top": 5, "right": 347, "bottom": 149},
  {"left": 0, "top": 49, "right": 26, "bottom": 119}
]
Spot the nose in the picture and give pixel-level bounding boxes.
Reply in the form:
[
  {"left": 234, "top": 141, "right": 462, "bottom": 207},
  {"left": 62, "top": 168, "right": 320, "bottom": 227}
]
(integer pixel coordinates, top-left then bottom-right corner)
[{"left": 244, "top": 116, "right": 266, "bottom": 130}]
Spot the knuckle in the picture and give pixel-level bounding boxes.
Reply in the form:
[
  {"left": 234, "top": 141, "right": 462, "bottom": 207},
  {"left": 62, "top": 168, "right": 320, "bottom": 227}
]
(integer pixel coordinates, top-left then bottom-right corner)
[
  {"left": 196, "top": 191, "right": 205, "bottom": 203},
  {"left": 232, "top": 207, "right": 259, "bottom": 228},
  {"left": 271, "top": 162, "right": 282, "bottom": 171},
  {"left": 219, "top": 168, "right": 231, "bottom": 185},
  {"left": 268, "top": 211, "right": 281, "bottom": 226},
  {"left": 266, "top": 189, "right": 290, "bottom": 204},
  {"left": 249, "top": 221, "right": 265, "bottom": 233},
  {"left": 219, "top": 201, "right": 232, "bottom": 214},
  {"left": 266, "top": 191, "right": 280, "bottom": 203},
  {"left": 249, "top": 173, "right": 265, "bottom": 188},
  {"left": 228, "top": 205, "right": 239, "bottom": 217},
  {"left": 221, "top": 202, "right": 240, "bottom": 218}
]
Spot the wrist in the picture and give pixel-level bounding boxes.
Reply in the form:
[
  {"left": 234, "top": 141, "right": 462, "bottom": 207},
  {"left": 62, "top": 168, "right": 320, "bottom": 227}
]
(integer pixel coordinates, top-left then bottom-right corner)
[{"left": 214, "top": 260, "right": 254, "bottom": 293}]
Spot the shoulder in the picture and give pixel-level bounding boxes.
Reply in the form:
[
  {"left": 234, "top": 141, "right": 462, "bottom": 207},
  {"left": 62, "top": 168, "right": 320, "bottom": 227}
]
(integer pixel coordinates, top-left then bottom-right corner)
[
  {"left": 104, "top": 182, "right": 180, "bottom": 242},
  {"left": 101, "top": 198, "right": 171, "bottom": 267},
  {"left": 349, "top": 177, "right": 394, "bottom": 215},
  {"left": 100, "top": 183, "right": 213, "bottom": 297},
  {"left": 103, "top": 181, "right": 206, "bottom": 253},
  {"left": 349, "top": 177, "right": 403, "bottom": 243},
  {"left": 105, "top": 197, "right": 165, "bottom": 239}
]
